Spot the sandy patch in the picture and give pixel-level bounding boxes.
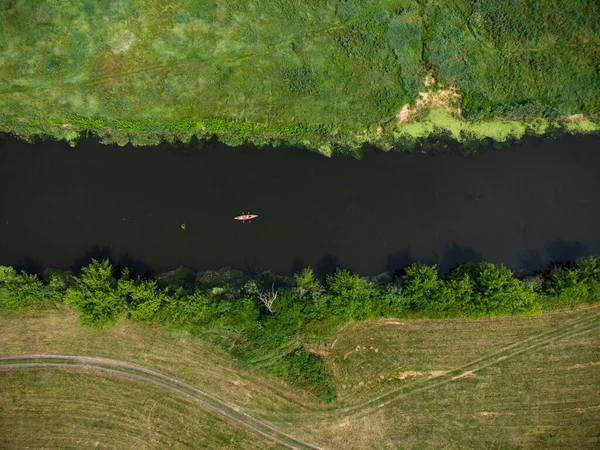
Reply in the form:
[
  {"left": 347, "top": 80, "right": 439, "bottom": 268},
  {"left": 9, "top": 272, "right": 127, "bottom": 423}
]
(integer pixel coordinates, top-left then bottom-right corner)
[
  {"left": 396, "top": 104, "right": 411, "bottom": 124},
  {"left": 565, "top": 114, "right": 585, "bottom": 121},
  {"left": 428, "top": 370, "right": 449, "bottom": 377},
  {"left": 396, "top": 73, "right": 461, "bottom": 125},
  {"left": 336, "top": 416, "right": 351, "bottom": 428},
  {"left": 398, "top": 371, "right": 423, "bottom": 380},
  {"left": 451, "top": 370, "right": 477, "bottom": 380}
]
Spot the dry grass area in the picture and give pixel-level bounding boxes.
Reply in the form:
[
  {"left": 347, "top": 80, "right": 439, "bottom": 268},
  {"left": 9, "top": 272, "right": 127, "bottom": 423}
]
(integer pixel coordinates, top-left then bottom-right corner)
[
  {"left": 1, "top": 305, "right": 599, "bottom": 449},
  {"left": 0, "top": 369, "right": 277, "bottom": 450}
]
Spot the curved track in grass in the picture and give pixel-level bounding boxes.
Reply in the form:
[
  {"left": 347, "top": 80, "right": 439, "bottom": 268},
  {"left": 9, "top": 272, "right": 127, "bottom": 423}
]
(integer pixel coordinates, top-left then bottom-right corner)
[{"left": 0, "top": 355, "right": 321, "bottom": 450}]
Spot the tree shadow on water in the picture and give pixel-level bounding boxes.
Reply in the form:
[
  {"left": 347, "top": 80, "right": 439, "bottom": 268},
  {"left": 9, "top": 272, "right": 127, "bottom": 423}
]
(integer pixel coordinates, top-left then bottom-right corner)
[
  {"left": 316, "top": 255, "right": 342, "bottom": 279},
  {"left": 115, "top": 253, "right": 154, "bottom": 278},
  {"left": 290, "top": 257, "right": 305, "bottom": 276},
  {"left": 518, "top": 250, "right": 545, "bottom": 274},
  {"left": 437, "top": 243, "right": 483, "bottom": 275},
  {"left": 71, "top": 245, "right": 112, "bottom": 273},
  {"left": 13, "top": 258, "right": 42, "bottom": 275},
  {"left": 71, "top": 245, "right": 155, "bottom": 278},
  {"left": 547, "top": 238, "right": 587, "bottom": 267},
  {"left": 385, "top": 251, "right": 415, "bottom": 278}
]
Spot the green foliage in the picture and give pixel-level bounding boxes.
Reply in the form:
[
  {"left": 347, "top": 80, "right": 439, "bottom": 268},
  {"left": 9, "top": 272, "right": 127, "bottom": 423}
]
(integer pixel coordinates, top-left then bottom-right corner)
[
  {"left": 41, "top": 268, "right": 71, "bottom": 298},
  {"left": 326, "top": 269, "right": 374, "bottom": 319},
  {"left": 3, "top": 0, "right": 596, "bottom": 154},
  {"left": 118, "top": 276, "right": 171, "bottom": 322},
  {"left": 545, "top": 267, "right": 589, "bottom": 300},
  {"left": 470, "top": 263, "right": 540, "bottom": 315},
  {"left": 378, "top": 282, "right": 406, "bottom": 314},
  {"left": 282, "top": 65, "right": 315, "bottom": 95},
  {"left": 401, "top": 263, "right": 442, "bottom": 309},
  {"left": 386, "top": 4, "right": 425, "bottom": 97},
  {"left": 2, "top": 255, "right": 600, "bottom": 401},
  {"left": 294, "top": 267, "right": 320, "bottom": 296},
  {"left": 275, "top": 348, "right": 336, "bottom": 403},
  {"left": 65, "top": 259, "right": 125, "bottom": 327},
  {"left": 0, "top": 266, "right": 42, "bottom": 311}
]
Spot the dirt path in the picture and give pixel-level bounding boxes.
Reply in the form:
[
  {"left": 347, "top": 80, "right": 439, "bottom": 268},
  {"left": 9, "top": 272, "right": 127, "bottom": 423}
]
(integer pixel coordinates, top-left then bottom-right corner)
[
  {"left": 341, "top": 310, "right": 600, "bottom": 416},
  {"left": 0, "top": 355, "right": 322, "bottom": 450}
]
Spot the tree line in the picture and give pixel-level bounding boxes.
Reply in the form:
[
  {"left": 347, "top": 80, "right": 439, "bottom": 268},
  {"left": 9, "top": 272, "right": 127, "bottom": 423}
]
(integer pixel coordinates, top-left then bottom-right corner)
[{"left": 1, "top": 257, "right": 599, "bottom": 402}]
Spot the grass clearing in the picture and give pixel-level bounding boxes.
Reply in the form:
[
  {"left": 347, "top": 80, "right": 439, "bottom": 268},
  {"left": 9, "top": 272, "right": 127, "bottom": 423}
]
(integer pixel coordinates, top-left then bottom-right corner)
[
  {"left": 1, "top": 304, "right": 599, "bottom": 448},
  {"left": 0, "top": 369, "right": 278, "bottom": 449}
]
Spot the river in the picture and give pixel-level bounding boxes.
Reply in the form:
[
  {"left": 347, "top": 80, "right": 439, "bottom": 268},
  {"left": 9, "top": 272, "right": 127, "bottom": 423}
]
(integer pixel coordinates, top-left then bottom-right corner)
[{"left": 1, "top": 133, "right": 599, "bottom": 277}]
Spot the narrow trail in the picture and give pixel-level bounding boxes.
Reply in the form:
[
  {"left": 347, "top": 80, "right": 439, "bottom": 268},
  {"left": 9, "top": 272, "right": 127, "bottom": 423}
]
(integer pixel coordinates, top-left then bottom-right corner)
[
  {"left": 1, "top": 309, "right": 597, "bottom": 443},
  {"left": 340, "top": 310, "right": 600, "bottom": 417},
  {"left": 0, "top": 355, "right": 322, "bottom": 450}
]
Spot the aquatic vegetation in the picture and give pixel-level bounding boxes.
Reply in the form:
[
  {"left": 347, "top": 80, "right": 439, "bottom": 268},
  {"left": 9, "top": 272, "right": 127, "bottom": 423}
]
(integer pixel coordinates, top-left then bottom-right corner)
[{"left": 0, "top": 0, "right": 598, "bottom": 155}]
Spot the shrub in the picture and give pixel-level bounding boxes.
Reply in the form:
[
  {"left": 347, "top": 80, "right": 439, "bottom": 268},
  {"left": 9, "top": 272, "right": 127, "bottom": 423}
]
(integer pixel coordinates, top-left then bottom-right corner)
[
  {"left": 576, "top": 257, "right": 600, "bottom": 299},
  {"left": 118, "top": 275, "right": 171, "bottom": 322},
  {"left": 471, "top": 263, "right": 539, "bottom": 315},
  {"left": 294, "top": 267, "right": 321, "bottom": 296},
  {"left": 545, "top": 267, "right": 590, "bottom": 300},
  {"left": 275, "top": 348, "right": 336, "bottom": 403},
  {"left": 65, "top": 259, "right": 125, "bottom": 327},
  {"left": 401, "top": 263, "right": 442, "bottom": 309},
  {"left": 326, "top": 269, "right": 374, "bottom": 319},
  {"left": 438, "top": 271, "right": 474, "bottom": 315},
  {"left": 379, "top": 282, "right": 406, "bottom": 314},
  {"left": 0, "top": 266, "right": 42, "bottom": 311}
]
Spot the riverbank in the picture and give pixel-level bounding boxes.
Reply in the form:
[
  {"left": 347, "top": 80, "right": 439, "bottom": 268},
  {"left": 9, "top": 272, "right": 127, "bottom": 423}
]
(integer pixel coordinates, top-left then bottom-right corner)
[
  {"left": 1, "top": 0, "right": 598, "bottom": 156},
  {"left": 2, "top": 107, "right": 598, "bottom": 158}
]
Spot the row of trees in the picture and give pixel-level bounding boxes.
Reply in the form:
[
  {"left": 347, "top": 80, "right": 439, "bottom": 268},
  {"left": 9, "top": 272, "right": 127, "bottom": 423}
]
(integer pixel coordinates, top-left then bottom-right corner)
[
  {"left": 2, "top": 258, "right": 599, "bottom": 402},
  {"left": 2, "top": 258, "right": 600, "bottom": 323}
]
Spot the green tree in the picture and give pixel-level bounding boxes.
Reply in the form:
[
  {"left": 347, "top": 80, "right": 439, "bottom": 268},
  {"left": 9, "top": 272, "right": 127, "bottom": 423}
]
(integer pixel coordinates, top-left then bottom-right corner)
[
  {"left": 294, "top": 267, "right": 321, "bottom": 296},
  {"left": 472, "top": 263, "right": 539, "bottom": 315},
  {"left": 118, "top": 274, "right": 171, "bottom": 322},
  {"left": 0, "top": 266, "right": 42, "bottom": 311},
  {"left": 65, "top": 259, "right": 125, "bottom": 327},
  {"left": 401, "top": 263, "right": 442, "bottom": 310},
  {"left": 326, "top": 269, "right": 373, "bottom": 319},
  {"left": 545, "top": 267, "right": 589, "bottom": 300}
]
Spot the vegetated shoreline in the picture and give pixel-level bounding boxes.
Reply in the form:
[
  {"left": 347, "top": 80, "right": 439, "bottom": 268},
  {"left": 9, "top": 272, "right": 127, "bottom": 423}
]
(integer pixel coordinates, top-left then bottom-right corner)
[
  {"left": 3, "top": 1, "right": 599, "bottom": 158},
  {"left": 2, "top": 257, "right": 599, "bottom": 403},
  {"left": 2, "top": 107, "right": 598, "bottom": 158}
]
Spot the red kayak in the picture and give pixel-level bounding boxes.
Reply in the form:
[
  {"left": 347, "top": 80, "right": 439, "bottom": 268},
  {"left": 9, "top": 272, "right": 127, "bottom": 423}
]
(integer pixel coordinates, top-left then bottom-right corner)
[{"left": 234, "top": 212, "right": 258, "bottom": 221}]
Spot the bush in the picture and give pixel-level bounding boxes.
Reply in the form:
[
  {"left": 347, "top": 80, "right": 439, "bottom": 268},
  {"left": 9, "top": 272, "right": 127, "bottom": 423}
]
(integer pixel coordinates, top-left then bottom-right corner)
[
  {"left": 274, "top": 348, "right": 336, "bottom": 403},
  {"left": 545, "top": 267, "right": 590, "bottom": 300},
  {"left": 576, "top": 257, "right": 600, "bottom": 299},
  {"left": 294, "top": 267, "right": 321, "bottom": 296},
  {"left": 471, "top": 263, "right": 539, "bottom": 315},
  {"left": 118, "top": 275, "right": 172, "bottom": 322},
  {"left": 379, "top": 282, "right": 406, "bottom": 314},
  {"left": 326, "top": 269, "right": 374, "bottom": 319},
  {"left": 401, "top": 263, "right": 442, "bottom": 309},
  {"left": 0, "top": 266, "right": 42, "bottom": 311},
  {"left": 438, "top": 271, "right": 475, "bottom": 315},
  {"left": 65, "top": 259, "right": 125, "bottom": 327}
]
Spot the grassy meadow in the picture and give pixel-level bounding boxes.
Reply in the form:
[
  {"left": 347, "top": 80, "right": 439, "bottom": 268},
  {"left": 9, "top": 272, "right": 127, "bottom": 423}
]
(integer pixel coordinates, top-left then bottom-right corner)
[
  {"left": 0, "top": 0, "right": 599, "bottom": 154},
  {"left": 1, "top": 305, "right": 598, "bottom": 448}
]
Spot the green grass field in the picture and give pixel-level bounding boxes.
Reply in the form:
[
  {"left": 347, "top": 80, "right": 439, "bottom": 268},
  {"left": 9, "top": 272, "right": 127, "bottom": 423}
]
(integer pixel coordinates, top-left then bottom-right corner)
[
  {"left": 1, "top": 305, "right": 598, "bottom": 448},
  {"left": 1, "top": 0, "right": 598, "bottom": 154}
]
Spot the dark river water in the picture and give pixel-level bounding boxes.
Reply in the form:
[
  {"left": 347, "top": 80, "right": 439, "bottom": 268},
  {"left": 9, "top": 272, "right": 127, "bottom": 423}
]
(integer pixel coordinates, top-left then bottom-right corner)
[{"left": 1, "top": 134, "right": 599, "bottom": 277}]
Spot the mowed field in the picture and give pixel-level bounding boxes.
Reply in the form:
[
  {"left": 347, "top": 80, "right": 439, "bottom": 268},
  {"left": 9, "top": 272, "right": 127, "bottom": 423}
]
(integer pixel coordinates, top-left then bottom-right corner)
[{"left": 1, "top": 305, "right": 598, "bottom": 449}]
